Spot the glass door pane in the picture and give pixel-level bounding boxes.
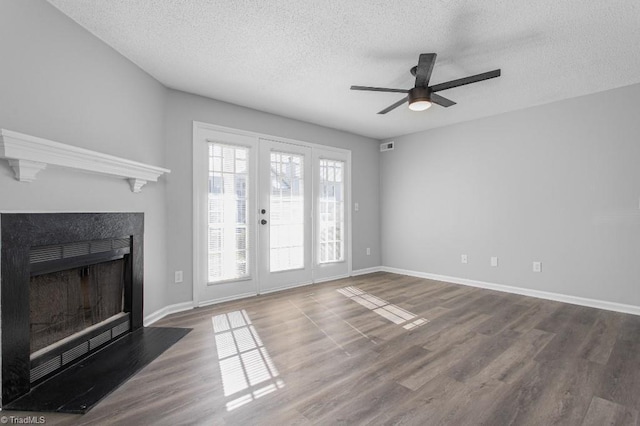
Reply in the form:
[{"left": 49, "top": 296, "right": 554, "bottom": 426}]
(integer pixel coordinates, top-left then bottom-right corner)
[
  {"left": 208, "top": 142, "right": 250, "bottom": 282},
  {"left": 269, "top": 151, "right": 304, "bottom": 272},
  {"left": 312, "top": 147, "right": 350, "bottom": 282},
  {"left": 318, "top": 159, "right": 345, "bottom": 264}
]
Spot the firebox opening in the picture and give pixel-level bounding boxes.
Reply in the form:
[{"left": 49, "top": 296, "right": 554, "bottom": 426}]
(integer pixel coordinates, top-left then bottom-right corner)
[{"left": 29, "top": 258, "right": 126, "bottom": 355}]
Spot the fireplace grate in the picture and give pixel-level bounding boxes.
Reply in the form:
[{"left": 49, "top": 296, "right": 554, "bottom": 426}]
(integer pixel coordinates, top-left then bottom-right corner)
[
  {"left": 89, "top": 330, "right": 111, "bottom": 350},
  {"left": 112, "top": 321, "right": 130, "bottom": 338},
  {"left": 29, "top": 238, "right": 131, "bottom": 264},
  {"left": 30, "top": 357, "right": 62, "bottom": 383},
  {"left": 30, "top": 317, "right": 131, "bottom": 384},
  {"left": 62, "top": 341, "right": 89, "bottom": 365}
]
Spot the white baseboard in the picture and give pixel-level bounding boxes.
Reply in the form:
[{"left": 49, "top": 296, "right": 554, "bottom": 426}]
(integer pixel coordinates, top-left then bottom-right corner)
[
  {"left": 197, "top": 291, "right": 258, "bottom": 308},
  {"left": 144, "top": 301, "right": 194, "bottom": 326},
  {"left": 260, "top": 280, "right": 314, "bottom": 295},
  {"left": 314, "top": 273, "right": 351, "bottom": 284},
  {"left": 351, "top": 266, "right": 383, "bottom": 276},
  {"left": 146, "top": 273, "right": 355, "bottom": 322},
  {"left": 381, "top": 266, "right": 640, "bottom": 317},
  {"left": 145, "top": 266, "right": 639, "bottom": 325}
]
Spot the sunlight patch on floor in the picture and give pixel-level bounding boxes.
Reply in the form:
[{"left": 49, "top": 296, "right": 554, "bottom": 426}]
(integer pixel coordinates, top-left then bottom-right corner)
[
  {"left": 337, "top": 286, "right": 429, "bottom": 330},
  {"left": 212, "top": 309, "right": 284, "bottom": 411}
]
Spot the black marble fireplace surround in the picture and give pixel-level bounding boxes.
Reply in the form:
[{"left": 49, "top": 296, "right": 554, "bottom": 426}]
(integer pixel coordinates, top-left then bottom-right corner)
[{"left": 0, "top": 213, "right": 144, "bottom": 406}]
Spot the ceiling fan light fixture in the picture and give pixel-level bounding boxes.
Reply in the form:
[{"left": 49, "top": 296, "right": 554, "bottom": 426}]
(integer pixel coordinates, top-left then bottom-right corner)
[
  {"left": 408, "top": 87, "right": 432, "bottom": 111},
  {"left": 408, "top": 100, "right": 432, "bottom": 111}
]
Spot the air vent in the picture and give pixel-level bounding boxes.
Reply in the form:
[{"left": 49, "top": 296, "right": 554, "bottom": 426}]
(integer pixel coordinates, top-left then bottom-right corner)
[
  {"left": 112, "top": 320, "right": 130, "bottom": 338},
  {"left": 62, "top": 341, "right": 89, "bottom": 365},
  {"left": 90, "top": 239, "right": 112, "bottom": 253},
  {"left": 380, "top": 141, "right": 394, "bottom": 152},
  {"left": 29, "top": 246, "right": 63, "bottom": 263},
  {"left": 30, "top": 357, "right": 62, "bottom": 383},
  {"left": 89, "top": 330, "right": 111, "bottom": 350},
  {"left": 30, "top": 314, "right": 131, "bottom": 384},
  {"left": 29, "top": 238, "right": 130, "bottom": 264},
  {"left": 111, "top": 238, "right": 130, "bottom": 249},
  {"left": 63, "top": 242, "right": 90, "bottom": 258}
]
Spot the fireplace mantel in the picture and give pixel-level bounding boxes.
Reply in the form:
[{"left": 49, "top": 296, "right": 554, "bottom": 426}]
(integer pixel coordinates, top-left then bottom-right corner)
[{"left": 0, "top": 129, "right": 170, "bottom": 193}]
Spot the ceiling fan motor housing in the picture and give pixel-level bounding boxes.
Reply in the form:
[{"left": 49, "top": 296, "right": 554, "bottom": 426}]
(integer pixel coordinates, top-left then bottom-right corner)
[{"left": 408, "top": 87, "right": 431, "bottom": 103}]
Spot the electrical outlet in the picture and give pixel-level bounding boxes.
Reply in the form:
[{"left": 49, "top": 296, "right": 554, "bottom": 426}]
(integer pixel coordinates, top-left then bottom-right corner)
[
  {"left": 355, "top": 202, "right": 359, "bottom": 212},
  {"left": 491, "top": 256, "right": 498, "bottom": 267},
  {"left": 175, "top": 270, "right": 183, "bottom": 283},
  {"left": 533, "top": 262, "right": 542, "bottom": 273},
  {"left": 461, "top": 254, "right": 468, "bottom": 264},
  {"left": 366, "top": 247, "right": 371, "bottom": 256}
]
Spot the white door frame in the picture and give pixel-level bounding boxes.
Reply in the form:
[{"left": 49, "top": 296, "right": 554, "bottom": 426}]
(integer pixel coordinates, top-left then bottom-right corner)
[{"left": 192, "top": 121, "right": 352, "bottom": 306}]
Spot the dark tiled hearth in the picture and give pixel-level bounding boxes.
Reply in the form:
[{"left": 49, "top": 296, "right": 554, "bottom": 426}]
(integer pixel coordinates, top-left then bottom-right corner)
[{"left": 3, "top": 327, "right": 191, "bottom": 413}]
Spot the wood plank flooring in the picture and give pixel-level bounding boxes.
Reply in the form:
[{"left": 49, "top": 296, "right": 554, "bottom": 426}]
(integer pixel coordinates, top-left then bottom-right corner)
[{"left": 11, "top": 272, "right": 640, "bottom": 425}]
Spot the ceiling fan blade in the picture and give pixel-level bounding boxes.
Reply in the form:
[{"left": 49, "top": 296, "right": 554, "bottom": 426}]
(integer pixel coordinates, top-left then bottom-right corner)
[
  {"left": 377, "top": 97, "right": 408, "bottom": 114},
  {"left": 351, "top": 86, "right": 409, "bottom": 93},
  {"left": 429, "top": 69, "right": 501, "bottom": 93},
  {"left": 414, "top": 53, "right": 437, "bottom": 88},
  {"left": 430, "top": 93, "right": 456, "bottom": 107}
]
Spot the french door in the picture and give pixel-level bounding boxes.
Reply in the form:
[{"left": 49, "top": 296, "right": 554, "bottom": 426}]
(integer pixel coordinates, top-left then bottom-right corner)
[
  {"left": 258, "top": 139, "right": 313, "bottom": 292},
  {"left": 193, "top": 130, "right": 259, "bottom": 304},
  {"left": 193, "top": 123, "right": 350, "bottom": 306}
]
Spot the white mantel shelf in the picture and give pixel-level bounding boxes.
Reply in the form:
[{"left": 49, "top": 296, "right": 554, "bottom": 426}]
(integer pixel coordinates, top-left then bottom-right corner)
[{"left": 0, "top": 129, "right": 170, "bottom": 192}]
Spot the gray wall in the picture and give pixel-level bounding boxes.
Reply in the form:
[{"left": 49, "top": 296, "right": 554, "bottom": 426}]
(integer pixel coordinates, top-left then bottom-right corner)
[
  {"left": 164, "top": 89, "right": 381, "bottom": 304},
  {"left": 381, "top": 83, "right": 640, "bottom": 306},
  {"left": 0, "top": 0, "right": 169, "bottom": 314},
  {"left": 0, "top": 0, "right": 382, "bottom": 319}
]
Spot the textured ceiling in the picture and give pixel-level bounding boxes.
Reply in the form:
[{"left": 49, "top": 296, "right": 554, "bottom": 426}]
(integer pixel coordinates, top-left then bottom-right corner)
[{"left": 47, "top": 0, "right": 640, "bottom": 139}]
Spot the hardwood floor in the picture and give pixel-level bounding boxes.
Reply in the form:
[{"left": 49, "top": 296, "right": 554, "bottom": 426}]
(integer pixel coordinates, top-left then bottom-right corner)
[{"left": 10, "top": 272, "right": 640, "bottom": 425}]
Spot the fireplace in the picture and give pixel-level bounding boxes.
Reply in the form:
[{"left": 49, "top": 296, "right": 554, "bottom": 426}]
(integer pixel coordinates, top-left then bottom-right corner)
[{"left": 1, "top": 213, "right": 144, "bottom": 405}]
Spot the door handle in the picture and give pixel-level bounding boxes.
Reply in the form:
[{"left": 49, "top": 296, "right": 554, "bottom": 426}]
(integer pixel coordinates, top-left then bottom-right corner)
[{"left": 261, "top": 219, "right": 268, "bottom": 225}]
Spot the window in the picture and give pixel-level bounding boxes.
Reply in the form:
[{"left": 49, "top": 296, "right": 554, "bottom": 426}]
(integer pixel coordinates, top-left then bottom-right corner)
[
  {"left": 208, "top": 143, "right": 250, "bottom": 282},
  {"left": 318, "top": 159, "right": 344, "bottom": 263},
  {"left": 269, "top": 151, "right": 304, "bottom": 272}
]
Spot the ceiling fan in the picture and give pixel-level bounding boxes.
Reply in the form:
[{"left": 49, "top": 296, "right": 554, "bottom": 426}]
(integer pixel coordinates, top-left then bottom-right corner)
[{"left": 351, "top": 53, "right": 501, "bottom": 114}]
